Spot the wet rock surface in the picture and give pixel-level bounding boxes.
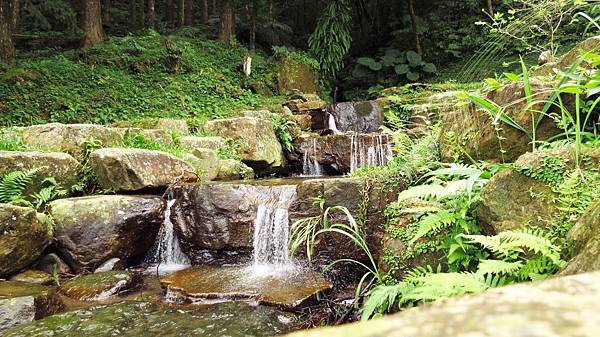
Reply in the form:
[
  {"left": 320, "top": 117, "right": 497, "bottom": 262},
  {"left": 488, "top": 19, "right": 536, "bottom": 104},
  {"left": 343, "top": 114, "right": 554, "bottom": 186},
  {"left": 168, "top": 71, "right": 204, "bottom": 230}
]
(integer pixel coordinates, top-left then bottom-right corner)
[
  {"left": 9, "top": 271, "right": 53, "bottom": 285},
  {"left": 90, "top": 148, "right": 195, "bottom": 191},
  {"left": 2, "top": 301, "right": 294, "bottom": 337},
  {"left": 59, "top": 271, "right": 142, "bottom": 301},
  {"left": 0, "top": 151, "right": 81, "bottom": 190},
  {"left": 50, "top": 195, "right": 165, "bottom": 272},
  {"left": 161, "top": 266, "right": 331, "bottom": 309},
  {"left": 287, "top": 271, "right": 600, "bottom": 337},
  {"left": 0, "top": 204, "right": 52, "bottom": 278},
  {"left": 0, "top": 281, "right": 63, "bottom": 331},
  {"left": 330, "top": 101, "right": 384, "bottom": 133}
]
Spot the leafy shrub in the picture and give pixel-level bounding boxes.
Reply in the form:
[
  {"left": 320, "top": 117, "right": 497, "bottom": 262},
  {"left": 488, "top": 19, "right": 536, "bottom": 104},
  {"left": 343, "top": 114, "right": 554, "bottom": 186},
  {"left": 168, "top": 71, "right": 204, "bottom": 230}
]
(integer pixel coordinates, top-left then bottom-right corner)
[{"left": 354, "top": 49, "right": 437, "bottom": 83}]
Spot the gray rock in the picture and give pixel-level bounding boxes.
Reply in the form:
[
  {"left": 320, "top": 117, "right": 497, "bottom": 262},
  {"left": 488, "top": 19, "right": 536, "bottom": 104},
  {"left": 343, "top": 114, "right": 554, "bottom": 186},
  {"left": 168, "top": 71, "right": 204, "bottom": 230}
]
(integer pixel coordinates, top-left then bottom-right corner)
[
  {"left": 177, "top": 136, "right": 226, "bottom": 151},
  {"left": 94, "top": 258, "right": 125, "bottom": 273},
  {"left": 0, "top": 151, "right": 81, "bottom": 190},
  {"left": 216, "top": 159, "right": 254, "bottom": 181},
  {"left": 0, "top": 281, "right": 63, "bottom": 331},
  {"left": 59, "top": 271, "right": 142, "bottom": 301}
]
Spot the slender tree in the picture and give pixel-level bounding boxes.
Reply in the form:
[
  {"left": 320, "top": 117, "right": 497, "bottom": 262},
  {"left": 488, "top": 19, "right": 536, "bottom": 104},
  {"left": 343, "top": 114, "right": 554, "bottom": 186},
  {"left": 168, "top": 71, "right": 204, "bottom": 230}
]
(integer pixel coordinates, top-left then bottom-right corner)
[
  {"left": 185, "top": 0, "right": 194, "bottom": 26},
  {"left": 218, "top": 0, "right": 234, "bottom": 44},
  {"left": 81, "top": 0, "right": 104, "bottom": 48},
  {"left": 177, "top": 0, "right": 185, "bottom": 27},
  {"left": 102, "top": 0, "right": 110, "bottom": 25},
  {"left": 128, "top": 0, "right": 137, "bottom": 29},
  {"left": 8, "top": 0, "right": 18, "bottom": 33},
  {"left": 0, "top": 0, "right": 14, "bottom": 63},
  {"left": 211, "top": 0, "right": 217, "bottom": 16},
  {"left": 147, "top": 0, "right": 156, "bottom": 28},
  {"left": 249, "top": 0, "right": 257, "bottom": 51},
  {"left": 166, "top": 0, "right": 174, "bottom": 25},
  {"left": 485, "top": 0, "right": 493, "bottom": 15},
  {"left": 407, "top": 0, "right": 422, "bottom": 55},
  {"left": 201, "top": 0, "right": 208, "bottom": 24}
]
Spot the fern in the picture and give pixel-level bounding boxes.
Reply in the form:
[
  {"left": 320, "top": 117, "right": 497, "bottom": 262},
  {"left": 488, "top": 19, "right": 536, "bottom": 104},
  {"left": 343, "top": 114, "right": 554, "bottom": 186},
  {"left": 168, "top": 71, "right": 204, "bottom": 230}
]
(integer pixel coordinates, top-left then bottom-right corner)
[
  {"left": 410, "top": 210, "right": 456, "bottom": 244},
  {"left": 0, "top": 167, "right": 43, "bottom": 205},
  {"left": 475, "top": 259, "right": 523, "bottom": 276}
]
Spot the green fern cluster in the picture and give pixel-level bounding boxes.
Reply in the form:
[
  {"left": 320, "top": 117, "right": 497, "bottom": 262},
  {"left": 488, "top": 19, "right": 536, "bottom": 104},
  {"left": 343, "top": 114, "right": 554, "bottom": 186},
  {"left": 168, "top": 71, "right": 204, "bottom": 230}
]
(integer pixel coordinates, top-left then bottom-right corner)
[{"left": 0, "top": 167, "right": 66, "bottom": 211}]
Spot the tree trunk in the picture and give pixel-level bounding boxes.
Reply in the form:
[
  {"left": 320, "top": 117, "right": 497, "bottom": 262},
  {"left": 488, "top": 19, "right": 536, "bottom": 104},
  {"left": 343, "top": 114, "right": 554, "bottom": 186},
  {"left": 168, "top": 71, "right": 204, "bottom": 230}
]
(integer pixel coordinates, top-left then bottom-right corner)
[
  {"left": 249, "top": 0, "right": 257, "bottom": 51},
  {"left": 128, "top": 0, "right": 137, "bottom": 29},
  {"left": 177, "top": 0, "right": 185, "bottom": 27},
  {"left": 0, "top": 0, "right": 14, "bottom": 64},
  {"left": 82, "top": 0, "right": 104, "bottom": 48},
  {"left": 407, "top": 0, "right": 422, "bottom": 55},
  {"left": 485, "top": 0, "right": 493, "bottom": 16},
  {"left": 102, "top": 0, "right": 110, "bottom": 25},
  {"left": 147, "top": 0, "right": 155, "bottom": 28},
  {"left": 8, "top": 0, "right": 18, "bottom": 33},
  {"left": 218, "top": 0, "right": 234, "bottom": 44},
  {"left": 166, "top": 0, "right": 174, "bottom": 25},
  {"left": 211, "top": 0, "right": 217, "bottom": 16},
  {"left": 185, "top": 0, "right": 194, "bottom": 26},
  {"left": 201, "top": 0, "right": 208, "bottom": 24},
  {"left": 137, "top": 0, "right": 145, "bottom": 29}
]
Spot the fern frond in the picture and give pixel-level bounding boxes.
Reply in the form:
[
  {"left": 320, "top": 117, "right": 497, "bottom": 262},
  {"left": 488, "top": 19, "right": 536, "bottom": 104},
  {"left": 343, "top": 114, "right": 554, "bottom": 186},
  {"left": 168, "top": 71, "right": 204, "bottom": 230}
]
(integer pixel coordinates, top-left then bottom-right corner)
[
  {"left": 410, "top": 210, "right": 456, "bottom": 243},
  {"left": 403, "top": 272, "right": 488, "bottom": 303},
  {"left": 476, "top": 259, "right": 523, "bottom": 276},
  {"left": 0, "top": 167, "right": 43, "bottom": 204},
  {"left": 398, "top": 184, "right": 449, "bottom": 201},
  {"left": 360, "top": 282, "right": 414, "bottom": 321}
]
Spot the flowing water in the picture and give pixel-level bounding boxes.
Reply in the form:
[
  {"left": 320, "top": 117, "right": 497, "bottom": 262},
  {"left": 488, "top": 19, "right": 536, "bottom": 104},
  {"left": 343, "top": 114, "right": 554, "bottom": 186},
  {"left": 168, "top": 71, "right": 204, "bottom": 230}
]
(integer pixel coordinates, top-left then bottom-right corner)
[
  {"left": 350, "top": 134, "right": 394, "bottom": 173},
  {"left": 327, "top": 112, "right": 341, "bottom": 134},
  {"left": 251, "top": 186, "right": 298, "bottom": 276},
  {"left": 302, "top": 139, "right": 323, "bottom": 176},
  {"left": 145, "top": 199, "right": 191, "bottom": 274}
]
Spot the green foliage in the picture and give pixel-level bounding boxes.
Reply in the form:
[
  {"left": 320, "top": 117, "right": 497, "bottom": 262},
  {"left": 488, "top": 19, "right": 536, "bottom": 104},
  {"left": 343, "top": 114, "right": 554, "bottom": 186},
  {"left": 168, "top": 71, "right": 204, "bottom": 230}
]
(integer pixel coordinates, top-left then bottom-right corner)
[
  {"left": 270, "top": 115, "right": 296, "bottom": 152},
  {"left": 0, "top": 168, "right": 66, "bottom": 211},
  {"left": 353, "top": 49, "right": 437, "bottom": 83},
  {"left": 0, "top": 32, "right": 284, "bottom": 126},
  {"left": 272, "top": 46, "right": 320, "bottom": 72},
  {"left": 308, "top": 0, "right": 353, "bottom": 80},
  {"left": 70, "top": 138, "right": 103, "bottom": 195}
]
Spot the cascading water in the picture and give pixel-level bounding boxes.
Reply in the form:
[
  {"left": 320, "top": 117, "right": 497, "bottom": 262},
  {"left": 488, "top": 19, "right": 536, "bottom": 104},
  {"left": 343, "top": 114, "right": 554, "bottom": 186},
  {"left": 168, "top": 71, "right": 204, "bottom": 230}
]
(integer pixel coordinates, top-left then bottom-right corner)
[
  {"left": 327, "top": 112, "right": 341, "bottom": 134},
  {"left": 302, "top": 139, "right": 323, "bottom": 177},
  {"left": 350, "top": 134, "right": 393, "bottom": 173},
  {"left": 145, "top": 199, "right": 191, "bottom": 274},
  {"left": 251, "top": 186, "right": 297, "bottom": 276}
]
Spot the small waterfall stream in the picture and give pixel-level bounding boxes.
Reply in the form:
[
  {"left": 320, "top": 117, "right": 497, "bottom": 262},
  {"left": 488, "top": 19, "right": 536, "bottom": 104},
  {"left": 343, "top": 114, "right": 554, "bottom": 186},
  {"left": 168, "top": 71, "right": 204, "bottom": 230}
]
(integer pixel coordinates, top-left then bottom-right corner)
[
  {"left": 350, "top": 134, "right": 394, "bottom": 173},
  {"left": 302, "top": 139, "right": 323, "bottom": 177},
  {"left": 251, "top": 186, "right": 297, "bottom": 275},
  {"left": 145, "top": 199, "right": 191, "bottom": 274}
]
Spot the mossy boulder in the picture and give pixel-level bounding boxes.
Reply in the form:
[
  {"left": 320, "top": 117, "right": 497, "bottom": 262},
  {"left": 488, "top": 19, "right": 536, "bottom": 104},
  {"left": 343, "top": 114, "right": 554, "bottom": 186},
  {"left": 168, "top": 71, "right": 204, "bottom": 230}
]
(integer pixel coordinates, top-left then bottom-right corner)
[
  {"left": 50, "top": 195, "right": 165, "bottom": 272},
  {"left": 203, "top": 117, "right": 284, "bottom": 174},
  {"left": 177, "top": 136, "right": 226, "bottom": 151},
  {"left": 558, "top": 36, "right": 600, "bottom": 71},
  {"left": 277, "top": 57, "right": 318, "bottom": 95},
  {"left": 561, "top": 200, "right": 600, "bottom": 275},
  {"left": 90, "top": 148, "right": 195, "bottom": 191},
  {"left": 109, "top": 128, "right": 175, "bottom": 146},
  {"left": 0, "top": 205, "right": 52, "bottom": 278},
  {"left": 181, "top": 148, "right": 219, "bottom": 181},
  {"left": 439, "top": 80, "right": 565, "bottom": 162},
  {"left": 287, "top": 271, "right": 600, "bottom": 337},
  {"left": 216, "top": 159, "right": 254, "bottom": 181},
  {"left": 21, "top": 123, "right": 123, "bottom": 160},
  {"left": 0, "top": 281, "right": 63, "bottom": 331},
  {"left": 9, "top": 271, "right": 53, "bottom": 285},
  {"left": 59, "top": 271, "right": 142, "bottom": 301},
  {"left": 0, "top": 151, "right": 81, "bottom": 190},
  {"left": 110, "top": 118, "right": 189, "bottom": 133}
]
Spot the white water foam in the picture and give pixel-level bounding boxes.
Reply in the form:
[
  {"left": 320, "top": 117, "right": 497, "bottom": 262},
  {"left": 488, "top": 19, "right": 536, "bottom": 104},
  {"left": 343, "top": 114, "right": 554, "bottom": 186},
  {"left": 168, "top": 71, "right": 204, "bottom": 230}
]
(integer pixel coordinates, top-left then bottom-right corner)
[{"left": 350, "top": 134, "right": 393, "bottom": 173}]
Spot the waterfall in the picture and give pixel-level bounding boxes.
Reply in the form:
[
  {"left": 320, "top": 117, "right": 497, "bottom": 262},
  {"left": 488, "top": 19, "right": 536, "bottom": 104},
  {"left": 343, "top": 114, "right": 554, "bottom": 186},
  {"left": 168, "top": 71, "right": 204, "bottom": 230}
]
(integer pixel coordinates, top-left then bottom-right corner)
[
  {"left": 350, "top": 134, "right": 393, "bottom": 173},
  {"left": 302, "top": 139, "right": 323, "bottom": 177},
  {"left": 251, "top": 186, "right": 297, "bottom": 275},
  {"left": 145, "top": 199, "right": 191, "bottom": 274},
  {"left": 327, "top": 112, "right": 341, "bottom": 134}
]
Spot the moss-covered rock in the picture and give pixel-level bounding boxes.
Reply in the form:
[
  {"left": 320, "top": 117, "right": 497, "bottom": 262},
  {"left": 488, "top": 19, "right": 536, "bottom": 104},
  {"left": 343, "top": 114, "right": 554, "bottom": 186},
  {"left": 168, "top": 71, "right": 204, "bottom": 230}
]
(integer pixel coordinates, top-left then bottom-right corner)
[
  {"left": 439, "top": 80, "right": 566, "bottom": 162},
  {"left": 177, "top": 136, "right": 226, "bottom": 151},
  {"left": 277, "top": 57, "right": 318, "bottom": 95},
  {"left": 0, "top": 281, "right": 63, "bottom": 331},
  {"left": 216, "top": 159, "right": 254, "bottom": 180},
  {"left": 9, "top": 271, "right": 53, "bottom": 285},
  {"left": 110, "top": 118, "right": 189, "bottom": 133},
  {"left": 0, "top": 151, "right": 81, "bottom": 190},
  {"left": 59, "top": 271, "right": 142, "bottom": 301},
  {"left": 286, "top": 271, "right": 600, "bottom": 337},
  {"left": 181, "top": 148, "right": 219, "bottom": 181},
  {"left": 50, "top": 195, "right": 165, "bottom": 272},
  {"left": 90, "top": 148, "right": 195, "bottom": 191},
  {"left": 110, "top": 128, "right": 175, "bottom": 146},
  {"left": 0, "top": 205, "right": 52, "bottom": 278},
  {"left": 203, "top": 117, "right": 284, "bottom": 174},
  {"left": 561, "top": 200, "right": 600, "bottom": 275},
  {"left": 21, "top": 123, "right": 123, "bottom": 160}
]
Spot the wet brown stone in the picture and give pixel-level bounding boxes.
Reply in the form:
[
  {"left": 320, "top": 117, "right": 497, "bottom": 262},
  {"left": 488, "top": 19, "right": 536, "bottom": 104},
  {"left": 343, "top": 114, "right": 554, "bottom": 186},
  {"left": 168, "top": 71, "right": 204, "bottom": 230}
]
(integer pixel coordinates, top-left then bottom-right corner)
[
  {"left": 9, "top": 271, "right": 53, "bottom": 285},
  {"left": 0, "top": 281, "right": 63, "bottom": 330},
  {"left": 59, "top": 271, "right": 142, "bottom": 302}
]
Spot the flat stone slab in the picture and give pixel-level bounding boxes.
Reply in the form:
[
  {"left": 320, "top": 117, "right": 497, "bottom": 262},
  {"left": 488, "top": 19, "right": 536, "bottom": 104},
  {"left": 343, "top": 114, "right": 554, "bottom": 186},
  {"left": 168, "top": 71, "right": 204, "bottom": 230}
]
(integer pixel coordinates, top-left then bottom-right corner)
[
  {"left": 2, "top": 301, "right": 293, "bottom": 337},
  {"left": 59, "top": 271, "right": 142, "bottom": 302},
  {"left": 160, "top": 266, "right": 332, "bottom": 309},
  {"left": 286, "top": 271, "right": 600, "bottom": 337},
  {"left": 0, "top": 281, "right": 63, "bottom": 331}
]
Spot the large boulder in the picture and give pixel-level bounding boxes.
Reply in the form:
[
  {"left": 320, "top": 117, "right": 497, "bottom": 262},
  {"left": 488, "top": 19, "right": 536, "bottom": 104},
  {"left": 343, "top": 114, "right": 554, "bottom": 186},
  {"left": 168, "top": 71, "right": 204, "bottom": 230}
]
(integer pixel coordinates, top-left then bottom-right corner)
[
  {"left": 0, "top": 151, "right": 81, "bottom": 190},
  {"left": 90, "top": 148, "right": 195, "bottom": 191},
  {"left": 0, "top": 281, "right": 63, "bottom": 331},
  {"left": 561, "top": 199, "right": 600, "bottom": 275},
  {"left": 109, "top": 128, "right": 175, "bottom": 146},
  {"left": 0, "top": 205, "right": 52, "bottom": 278},
  {"left": 536, "top": 36, "right": 600, "bottom": 76},
  {"left": 330, "top": 101, "right": 385, "bottom": 133},
  {"left": 177, "top": 136, "right": 226, "bottom": 151},
  {"left": 478, "top": 148, "right": 600, "bottom": 234},
  {"left": 277, "top": 57, "right": 318, "bottom": 95},
  {"left": 168, "top": 177, "right": 401, "bottom": 264},
  {"left": 50, "top": 195, "right": 165, "bottom": 272},
  {"left": 286, "top": 271, "right": 600, "bottom": 337},
  {"left": 203, "top": 117, "right": 284, "bottom": 174},
  {"left": 216, "top": 159, "right": 254, "bottom": 181},
  {"left": 22, "top": 123, "right": 122, "bottom": 159},
  {"left": 110, "top": 118, "right": 189, "bottom": 133},
  {"left": 439, "top": 80, "right": 565, "bottom": 162},
  {"left": 181, "top": 148, "right": 219, "bottom": 181},
  {"left": 59, "top": 271, "right": 142, "bottom": 301}
]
